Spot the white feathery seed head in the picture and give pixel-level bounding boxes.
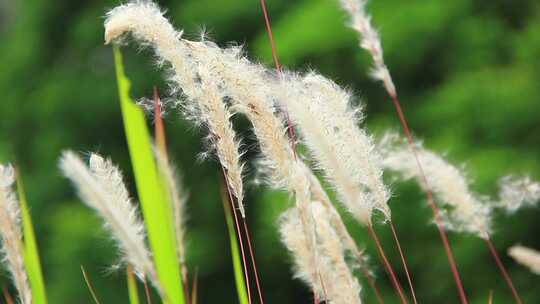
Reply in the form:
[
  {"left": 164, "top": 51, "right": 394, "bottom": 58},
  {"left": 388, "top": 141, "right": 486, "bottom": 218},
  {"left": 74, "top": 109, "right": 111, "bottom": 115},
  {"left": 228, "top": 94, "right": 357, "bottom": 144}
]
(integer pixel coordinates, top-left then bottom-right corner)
[
  {"left": 277, "top": 71, "right": 390, "bottom": 226},
  {"left": 497, "top": 175, "right": 540, "bottom": 213},
  {"left": 59, "top": 151, "right": 157, "bottom": 285},
  {"left": 280, "top": 202, "right": 362, "bottom": 304},
  {"left": 378, "top": 133, "right": 492, "bottom": 239},
  {"left": 508, "top": 245, "right": 540, "bottom": 275},
  {"left": 0, "top": 164, "right": 32, "bottom": 304},
  {"left": 338, "top": 0, "right": 396, "bottom": 97},
  {"left": 104, "top": 1, "right": 246, "bottom": 217}
]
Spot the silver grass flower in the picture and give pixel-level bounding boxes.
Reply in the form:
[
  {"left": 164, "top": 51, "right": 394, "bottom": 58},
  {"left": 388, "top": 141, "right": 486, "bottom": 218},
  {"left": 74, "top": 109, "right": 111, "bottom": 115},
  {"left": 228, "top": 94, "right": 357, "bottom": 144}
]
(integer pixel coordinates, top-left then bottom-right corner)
[
  {"left": 0, "top": 164, "right": 32, "bottom": 304},
  {"left": 508, "top": 245, "right": 540, "bottom": 275},
  {"left": 379, "top": 133, "right": 492, "bottom": 239},
  {"left": 59, "top": 151, "right": 156, "bottom": 285}
]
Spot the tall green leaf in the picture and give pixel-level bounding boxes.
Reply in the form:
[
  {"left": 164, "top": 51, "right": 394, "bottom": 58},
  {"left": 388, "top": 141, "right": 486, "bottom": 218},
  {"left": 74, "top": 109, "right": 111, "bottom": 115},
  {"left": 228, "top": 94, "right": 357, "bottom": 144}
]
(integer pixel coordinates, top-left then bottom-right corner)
[
  {"left": 112, "top": 46, "right": 184, "bottom": 304},
  {"left": 17, "top": 174, "right": 48, "bottom": 304}
]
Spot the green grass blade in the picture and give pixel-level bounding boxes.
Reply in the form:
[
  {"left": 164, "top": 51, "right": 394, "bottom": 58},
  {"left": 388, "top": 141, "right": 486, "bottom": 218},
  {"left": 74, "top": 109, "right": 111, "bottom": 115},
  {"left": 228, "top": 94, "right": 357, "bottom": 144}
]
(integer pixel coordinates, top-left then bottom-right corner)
[
  {"left": 16, "top": 174, "right": 48, "bottom": 304},
  {"left": 127, "top": 266, "right": 140, "bottom": 304},
  {"left": 112, "top": 46, "right": 184, "bottom": 304},
  {"left": 219, "top": 180, "right": 249, "bottom": 304}
]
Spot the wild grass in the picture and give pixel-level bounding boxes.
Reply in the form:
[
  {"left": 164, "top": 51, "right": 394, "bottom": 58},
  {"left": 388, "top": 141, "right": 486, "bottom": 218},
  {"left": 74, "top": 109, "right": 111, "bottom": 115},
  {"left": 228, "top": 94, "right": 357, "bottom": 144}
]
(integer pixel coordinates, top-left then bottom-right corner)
[{"left": 0, "top": 0, "right": 538, "bottom": 303}]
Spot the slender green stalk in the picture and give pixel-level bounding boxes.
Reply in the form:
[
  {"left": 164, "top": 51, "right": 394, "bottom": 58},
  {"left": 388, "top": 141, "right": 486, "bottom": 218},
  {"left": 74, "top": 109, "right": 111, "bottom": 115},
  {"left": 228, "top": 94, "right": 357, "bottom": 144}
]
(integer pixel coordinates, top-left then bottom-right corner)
[{"left": 219, "top": 178, "right": 249, "bottom": 304}]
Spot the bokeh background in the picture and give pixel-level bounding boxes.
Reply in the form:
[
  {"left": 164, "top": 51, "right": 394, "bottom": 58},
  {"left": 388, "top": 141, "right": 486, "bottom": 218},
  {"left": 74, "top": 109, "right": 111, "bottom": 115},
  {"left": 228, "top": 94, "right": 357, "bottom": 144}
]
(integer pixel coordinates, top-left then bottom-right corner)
[{"left": 1, "top": 0, "right": 540, "bottom": 303}]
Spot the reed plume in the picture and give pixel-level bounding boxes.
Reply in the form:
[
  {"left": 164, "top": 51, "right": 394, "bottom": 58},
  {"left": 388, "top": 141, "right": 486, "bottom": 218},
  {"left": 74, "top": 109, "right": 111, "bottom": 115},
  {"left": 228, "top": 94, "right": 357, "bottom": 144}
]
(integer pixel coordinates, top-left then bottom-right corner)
[
  {"left": 379, "top": 133, "right": 492, "bottom": 239},
  {"left": 338, "top": 0, "right": 395, "bottom": 97},
  {"left": 508, "top": 245, "right": 540, "bottom": 275},
  {"left": 497, "top": 176, "right": 540, "bottom": 213},
  {"left": 59, "top": 151, "right": 156, "bottom": 285},
  {"left": 105, "top": 1, "right": 246, "bottom": 217},
  {"left": 0, "top": 164, "right": 32, "bottom": 304},
  {"left": 278, "top": 72, "right": 390, "bottom": 225}
]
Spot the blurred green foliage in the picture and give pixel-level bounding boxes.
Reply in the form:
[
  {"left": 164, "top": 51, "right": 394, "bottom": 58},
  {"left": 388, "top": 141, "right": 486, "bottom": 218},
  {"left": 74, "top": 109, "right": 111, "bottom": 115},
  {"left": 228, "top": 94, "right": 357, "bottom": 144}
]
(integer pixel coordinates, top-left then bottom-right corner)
[{"left": 0, "top": 0, "right": 539, "bottom": 303}]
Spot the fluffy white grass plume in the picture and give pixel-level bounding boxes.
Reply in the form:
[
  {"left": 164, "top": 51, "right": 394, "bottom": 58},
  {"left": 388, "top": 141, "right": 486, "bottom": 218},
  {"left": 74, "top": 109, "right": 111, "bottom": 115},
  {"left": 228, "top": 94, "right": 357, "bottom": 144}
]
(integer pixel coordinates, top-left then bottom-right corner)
[
  {"left": 497, "top": 175, "right": 540, "bottom": 213},
  {"left": 278, "top": 72, "right": 390, "bottom": 225},
  {"left": 104, "top": 1, "right": 246, "bottom": 217},
  {"left": 154, "top": 149, "right": 188, "bottom": 273},
  {"left": 59, "top": 151, "right": 156, "bottom": 284},
  {"left": 379, "top": 133, "right": 492, "bottom": 239},
  {"left": 0, "top": 165, "right": 31, "bottom": 304},
  {"left": 338, "top": 0, "right": 396, "bottom": 97},
  {"left": 508, "top": 245, "right": 540, "bottom": 275},
  {"left": 280, "top": 202, "right": 362, "bottom": 304}
]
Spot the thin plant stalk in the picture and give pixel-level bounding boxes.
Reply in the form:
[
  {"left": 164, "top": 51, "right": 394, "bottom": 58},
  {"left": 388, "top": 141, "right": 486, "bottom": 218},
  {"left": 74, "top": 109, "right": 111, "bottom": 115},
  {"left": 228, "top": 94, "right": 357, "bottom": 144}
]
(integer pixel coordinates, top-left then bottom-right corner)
[
  {"left": 143, "top": 279, "right": 153, "bottom": 304},
  {"left": 390, "top": 95, "right": 468, "bottom": 304},
  {"left": 338, "top": 1, "right": 468, "bottom": 301},
  {"left": 191, "top": 268, "right": 198, "bottom": 304},
  {"left": 367, "top": 225, "right": 408, "bottom": 304},
  {"left": 258, "top": 0, "right": 297, "bottom": 155},
  {"left": 153, "top": 87, "right": 167, "bottom": 156},
  {"left": 389, "top": 222, "right": 417, "bottom": 304},
  {"left": 242, "top": 219, "right": 264, "bottom": 304},
  {"left": 484, "top": 238, "right": 522, "bottom": 304},
  {"left": 219, "top": 172, "right": 252, "bottom": 304},
  {"left": 3, "top": 287, "right": 14, "bottom": 304},
  {"left": 80, "top": 266, "right": 101, "bottom": 304}
]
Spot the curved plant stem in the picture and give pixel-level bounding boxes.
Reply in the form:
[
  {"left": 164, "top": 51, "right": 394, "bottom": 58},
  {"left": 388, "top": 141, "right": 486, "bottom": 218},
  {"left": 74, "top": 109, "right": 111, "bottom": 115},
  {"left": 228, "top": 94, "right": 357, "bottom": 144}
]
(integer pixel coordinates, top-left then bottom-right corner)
[
  {"left": 80, "top": 266, "right": 101, "bottom": 304},
  {"left": 220, "top": 170, "right": 252, "bottom": 304},
  {"left": 389, "top": 222, "right": 417, "bottom": 304},
  {"left": 367, "top": 225, "right": 408, "bottom": 304},
  {"left": 242, "top": 219, "right": 265, "bottom": 304},
  {"left": 388, "top": 94, "right": 468, "bottom": 304},
  {"left": 484, "top": 238, "right": 522, "bottom": 304}
]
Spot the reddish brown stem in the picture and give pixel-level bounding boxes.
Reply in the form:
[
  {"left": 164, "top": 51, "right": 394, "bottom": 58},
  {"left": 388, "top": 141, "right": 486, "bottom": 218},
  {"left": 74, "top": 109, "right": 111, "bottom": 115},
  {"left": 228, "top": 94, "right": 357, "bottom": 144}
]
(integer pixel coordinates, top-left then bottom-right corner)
[
  {"left": 80, "top": 265, "right": 101, "bottom": 304},
  {"left": 259, "top": 0, "right": 281, "bottom": 72},
  {"left": 153, "top": 87, "right": 167, "bottom": 156},
  {"left": 389, "top": 222, "right": 417, "bottom": 304},
  {"left": 143, "top": 279, "right": 153, "bottom": 304},
  {"left": 2, "top": 287, "right": 14, "bottom": 304},
  {"left": 191, "top": 268, "right": 199, "bottom": 304},
  {"left": 389, "top": 94, "right": 468, "bottom": 304},
  {"left": 242, "top": 219, "right": 265, "bottom": 304},
  {"left": 367, "top": 225, "right": 408, "bottom": 304},
  {"left": 484, "top": 238, "right": 522, "bottom": 304},
  {"left": 258, "top": 0, "right": 297, "bottom": 157},
  {"left": 220, "top": 170, "right": 252, "bottom": 304}
]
